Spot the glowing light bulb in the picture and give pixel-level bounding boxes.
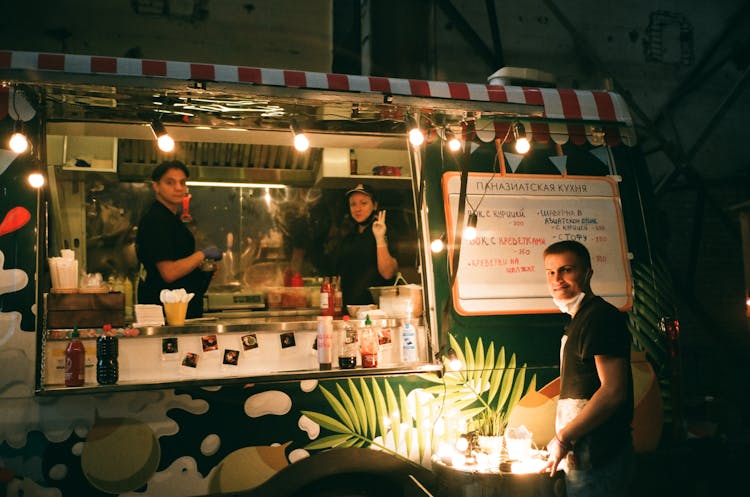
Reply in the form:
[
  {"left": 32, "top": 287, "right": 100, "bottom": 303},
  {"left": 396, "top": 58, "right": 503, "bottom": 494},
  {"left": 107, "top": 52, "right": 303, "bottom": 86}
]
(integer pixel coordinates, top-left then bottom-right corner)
[
  {"left": 264, "top": 188, "right": 271, "bottom": 205},
  {"left": 157, "top": 134, "right": 175, "bottom": 152},
  {"left": 463, "top": 212, "right": 478, "bottom": 241},
  {"left": 293, "top": 133, "right": 309, "bottom": 151},
  {"left": 463, "top": 225, "right": 477, "bottom": 241},
  {"left": 515, "top": 136, "right": 530, "bottom": 154},
  {"left": 409, "top": 128, "right": 424, "bottom": 146},
  {"left": 431, "top": 237, "right": 445, "bottom": 253},
  {"left": 9, "top": 132, "right": 29, "bottom": 154},
  {"left": 28, "top": 172, "right": 45, "bottom": 188}
]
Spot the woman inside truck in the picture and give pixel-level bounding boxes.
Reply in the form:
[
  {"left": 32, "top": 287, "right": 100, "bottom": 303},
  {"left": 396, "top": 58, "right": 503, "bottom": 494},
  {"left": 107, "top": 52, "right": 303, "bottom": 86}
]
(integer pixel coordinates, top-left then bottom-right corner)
[{"left": 334, "top": 183, "right": 398, "bottom": 311}]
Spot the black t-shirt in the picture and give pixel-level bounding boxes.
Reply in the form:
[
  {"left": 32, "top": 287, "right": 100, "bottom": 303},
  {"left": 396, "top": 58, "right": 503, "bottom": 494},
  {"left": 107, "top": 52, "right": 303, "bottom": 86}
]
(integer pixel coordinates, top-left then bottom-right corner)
[
  {"left": 560, "top": 295, "right": 633, "bottom": 465},
  {"left": 135, "top": 200, "right": 210, "bottom": 318},
  {"left": 335, "top": 222, "right": 396, "bottom": 309}
]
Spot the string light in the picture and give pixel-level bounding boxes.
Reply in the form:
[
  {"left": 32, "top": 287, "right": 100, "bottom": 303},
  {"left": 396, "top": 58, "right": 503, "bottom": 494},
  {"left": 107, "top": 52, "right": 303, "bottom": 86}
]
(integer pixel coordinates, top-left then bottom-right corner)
[
  {"left": 150, "top": 119, "right": 175, "bottom": 152},
  {"left": 513, "top": 122, "right": 530, "bottom": 154},
  {"left": 431, "top": 233, "right": 447, "bottom": 253},
  {"left": 290, "top": 118, "right": 309, "bottom": 151},
  {"left": 409, "top": 127, "right": 425, "bottom": 147},
  {"left": 445, "top": 128, "right": 462, "bottom": 152},
  {"left": 8, "top": 86, "right": 29, "bottom": 154},
  {"left": 28, "top": 172, "right": 45, "bottom": 188},
  {"left": 9, "top": 131, "right": 29, "bottom": 154},
  {"left": 463, "top": 212, "right": 478, "bottom": 241}
]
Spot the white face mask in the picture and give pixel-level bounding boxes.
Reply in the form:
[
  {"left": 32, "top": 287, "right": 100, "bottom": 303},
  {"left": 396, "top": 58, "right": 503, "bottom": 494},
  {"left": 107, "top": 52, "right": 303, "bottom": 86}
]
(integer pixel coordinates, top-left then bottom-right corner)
[{"left": 553, "top": 292, "right": 585, "bottom": 315}]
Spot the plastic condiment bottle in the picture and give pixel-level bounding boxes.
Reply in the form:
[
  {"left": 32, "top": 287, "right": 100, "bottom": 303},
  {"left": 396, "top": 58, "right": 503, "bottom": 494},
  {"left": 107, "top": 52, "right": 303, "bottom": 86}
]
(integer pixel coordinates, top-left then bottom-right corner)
[
  {"left": 317, "top": 315, "right": 333, "bottom": 370},
  {"left": 96, "top": 324, "right": 119, "bottom": 385},
  {"left": 401, "top": 320, "right": 417, "bottom": 364},
  {"left": 64, "top": 327, "right": 86, "bottom": 387},
  {"left": 333, "top": 275, "right": 343, "bottom": 318},
  {"left": 320, "top": 277, "right": 334, "bottom": 316},
  {"left": 359, "top": 314, "right": 378, "bottom": 368},
  {"left": 338, "top": 315, "right": 357, "bottom": 369},
  {"left": 291, "top": 272, "right": 304, "bottom": 287}
]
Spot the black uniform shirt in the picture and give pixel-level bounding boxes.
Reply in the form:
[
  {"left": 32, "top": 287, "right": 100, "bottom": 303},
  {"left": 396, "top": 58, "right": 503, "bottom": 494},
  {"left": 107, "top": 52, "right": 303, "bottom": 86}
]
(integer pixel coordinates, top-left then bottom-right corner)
[
  {"left": 135, "top": 200, "right": 209, "bottom": 318},
  {"left": 335, "top": 222, "right": 395, "bottom": 309},
  {"left": 560, "top": 295, "right": 633, "bottom": 465}
]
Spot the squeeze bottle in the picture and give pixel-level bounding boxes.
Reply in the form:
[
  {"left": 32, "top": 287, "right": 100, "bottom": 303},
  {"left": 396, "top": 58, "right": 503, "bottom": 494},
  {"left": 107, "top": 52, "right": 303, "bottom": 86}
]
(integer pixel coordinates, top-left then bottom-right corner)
[{"left": 64, "top": 327, "right": 86, "bottom": 387}]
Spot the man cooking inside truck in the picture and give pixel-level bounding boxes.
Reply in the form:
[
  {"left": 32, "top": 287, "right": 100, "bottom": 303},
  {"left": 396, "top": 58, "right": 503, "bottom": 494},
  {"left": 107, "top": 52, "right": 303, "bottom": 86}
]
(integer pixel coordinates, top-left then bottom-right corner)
[
  {"left": 542, "top": 240, "right": 633, "bottom": 497},
  {"left": 135, "top": 160, "right": 222, "bottom": 319}
]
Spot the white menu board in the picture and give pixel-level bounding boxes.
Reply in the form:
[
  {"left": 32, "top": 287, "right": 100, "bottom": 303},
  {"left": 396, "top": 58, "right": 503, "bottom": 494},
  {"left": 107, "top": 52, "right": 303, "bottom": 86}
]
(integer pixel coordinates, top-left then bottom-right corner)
[{"left": 442, "top": 173, "right": 632, "bottom": 315}]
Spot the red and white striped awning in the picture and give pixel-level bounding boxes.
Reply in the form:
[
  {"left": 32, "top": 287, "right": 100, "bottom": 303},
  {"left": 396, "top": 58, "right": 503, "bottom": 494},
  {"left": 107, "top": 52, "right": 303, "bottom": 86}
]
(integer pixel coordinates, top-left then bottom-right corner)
[{"left": 0, "top": 50, "right": 636, "bottom": 146}]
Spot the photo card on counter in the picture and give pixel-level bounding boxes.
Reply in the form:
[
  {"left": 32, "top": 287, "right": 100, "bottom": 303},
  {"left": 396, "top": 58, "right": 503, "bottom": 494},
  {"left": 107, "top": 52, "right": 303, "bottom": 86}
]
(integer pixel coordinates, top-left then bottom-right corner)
[
  {"left": 201, "top": 334, "right": 218, "bottom": 352},
  {"left": 162, "top": 337, "right": 178, "bottom": 354},
  {"left": 280, "top": 332, "right": 296, "bottom": 349},
  {"left": 222, "top": 349, "right": 240, "bottom": 366},
  {"left": 182, "top": 352, "right": 200, "bottom": 368},
  {"left": 241, "top": 333, "right": 258, "bottom": 351}
]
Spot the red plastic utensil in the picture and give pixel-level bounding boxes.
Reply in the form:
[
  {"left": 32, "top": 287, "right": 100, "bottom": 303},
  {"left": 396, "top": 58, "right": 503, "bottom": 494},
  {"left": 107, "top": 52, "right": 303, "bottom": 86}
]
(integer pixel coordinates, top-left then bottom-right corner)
[
  {"left": 180, "top": 194, "right": 193, "bottom": 223},
  {"left": 0, "top": 206, "right": 31, "bottom": 237}
]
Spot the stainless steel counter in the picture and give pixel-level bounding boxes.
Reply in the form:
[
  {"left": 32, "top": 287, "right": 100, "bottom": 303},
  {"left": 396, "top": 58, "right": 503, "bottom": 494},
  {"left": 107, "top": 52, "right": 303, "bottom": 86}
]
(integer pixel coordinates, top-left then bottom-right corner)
[{"left": 133, "top": 313, "right": 424, "bottom": 337}]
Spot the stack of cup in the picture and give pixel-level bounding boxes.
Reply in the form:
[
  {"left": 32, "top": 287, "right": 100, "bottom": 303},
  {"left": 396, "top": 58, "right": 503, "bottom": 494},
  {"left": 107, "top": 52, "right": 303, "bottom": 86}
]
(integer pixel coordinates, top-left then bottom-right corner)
[
  {"left": 48, "top": 249, "right": 79, "bottom": 291},
  {"left": 160, "top": 289, "right": 194, "bottom": 326}
]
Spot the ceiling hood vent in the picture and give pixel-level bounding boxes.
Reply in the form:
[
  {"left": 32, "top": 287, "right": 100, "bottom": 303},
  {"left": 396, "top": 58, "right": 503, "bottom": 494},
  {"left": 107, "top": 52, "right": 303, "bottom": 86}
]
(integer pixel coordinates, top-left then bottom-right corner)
[{"left": 116, "top": 139, "right": 320, "bottom": 186}]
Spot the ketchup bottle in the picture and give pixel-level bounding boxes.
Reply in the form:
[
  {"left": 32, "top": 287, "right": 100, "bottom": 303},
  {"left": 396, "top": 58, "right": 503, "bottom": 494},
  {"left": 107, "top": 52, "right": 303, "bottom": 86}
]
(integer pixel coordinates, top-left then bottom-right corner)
[
  {"left": 320, "top": 277, "right": 334, "bottom": 316},
  {"left": 65, "top": 327, "right": 86, "bottom": 387}
]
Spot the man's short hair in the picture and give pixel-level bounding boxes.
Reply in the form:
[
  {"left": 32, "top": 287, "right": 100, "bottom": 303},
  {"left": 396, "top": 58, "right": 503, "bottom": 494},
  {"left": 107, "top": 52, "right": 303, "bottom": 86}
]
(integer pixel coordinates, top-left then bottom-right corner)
[
  {"left": 151, "top": 160, "right": 189, "bottom": 182},
  {"left": 543, "top": 240, "right": 592, "bottom": 269}
]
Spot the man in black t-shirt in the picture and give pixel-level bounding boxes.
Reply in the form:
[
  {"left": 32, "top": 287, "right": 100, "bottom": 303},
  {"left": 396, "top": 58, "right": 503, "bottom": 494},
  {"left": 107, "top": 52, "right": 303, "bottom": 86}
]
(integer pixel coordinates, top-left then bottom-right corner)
[
  {"left": 135, "top": 161, "right": 221, "bottom": 319},
  {"left": 542, "top": 240, "right": 633, "bottom": 497}
]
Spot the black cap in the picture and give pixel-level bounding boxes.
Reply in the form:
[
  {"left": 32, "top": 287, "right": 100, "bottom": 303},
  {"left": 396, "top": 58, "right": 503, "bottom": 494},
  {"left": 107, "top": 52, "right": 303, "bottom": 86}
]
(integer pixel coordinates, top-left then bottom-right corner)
[{"left": 345, "top": 183, "right": 376, "bottom": 199}]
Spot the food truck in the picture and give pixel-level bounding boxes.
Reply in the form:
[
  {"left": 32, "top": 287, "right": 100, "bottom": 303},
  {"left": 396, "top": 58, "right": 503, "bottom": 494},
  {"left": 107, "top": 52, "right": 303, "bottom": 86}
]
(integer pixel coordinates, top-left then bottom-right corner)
[{"left": 0, "top": 50, "right": 674, "bottom": 496}]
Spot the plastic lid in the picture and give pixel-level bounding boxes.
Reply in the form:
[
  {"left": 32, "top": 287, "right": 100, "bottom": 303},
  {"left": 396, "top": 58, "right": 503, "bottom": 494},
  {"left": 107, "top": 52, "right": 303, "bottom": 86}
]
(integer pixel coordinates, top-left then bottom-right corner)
[
  {"left": 103, "top": 324, "right": 112, "bottom": 331},
  {"left": 342, "top": 315, "right": 350, "bottom": 321},
  {"left": 71, "top": 327, "right": 79, "bottom": 338}
]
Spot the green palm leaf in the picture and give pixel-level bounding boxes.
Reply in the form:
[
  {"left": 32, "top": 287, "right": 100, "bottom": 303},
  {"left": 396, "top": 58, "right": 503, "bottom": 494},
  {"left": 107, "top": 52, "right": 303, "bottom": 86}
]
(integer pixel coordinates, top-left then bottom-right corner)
[
  {"left": 464, "top": 336, "right": 476, "bottom": 383},
  {"left": 486, "top": 346, "right": 506, "bottom": 405},
  {"left": 372, "top": 378, "right": 388, "bottom": 439},
  {"left": 399, "top": 385, "right": 411, "bottom": 456},
  {"left": 320, "top": 385, "right": 354, "bottom": 431},
  {"left": 304, "top": 433, "right": 356, "bottom": 450},
  {"left": 300, "top": 410, "right": 351, "bottom": 434},
  {"left": 480, "top": 342, "right": 495, "bottom": 397},
  {"left": 360, "top": 377, "right": 377, "bottom": 438},
  {"left": 336, "top": 382, "right": 361, "bottom": 433},
  {"left": 495, "top": 353, "right": 517, "bottom": 411},
  {"left": 385, "top": 380, "right": 401, "bottom": 450}
]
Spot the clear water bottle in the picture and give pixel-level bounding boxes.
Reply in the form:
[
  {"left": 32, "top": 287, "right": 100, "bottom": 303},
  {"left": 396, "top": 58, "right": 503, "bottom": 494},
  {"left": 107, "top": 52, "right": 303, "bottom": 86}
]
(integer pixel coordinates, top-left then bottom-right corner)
[
  {"left": 96, "top": 324, "right": 119, "bottom": 385},
  {"left": 401, "top": 320, "right": 417, "bottom": 364}
]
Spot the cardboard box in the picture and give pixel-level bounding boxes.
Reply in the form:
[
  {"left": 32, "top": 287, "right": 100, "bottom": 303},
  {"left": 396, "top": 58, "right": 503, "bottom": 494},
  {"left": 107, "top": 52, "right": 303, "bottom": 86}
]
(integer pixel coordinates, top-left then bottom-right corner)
[{"left": 47, "top": 292, "right": 125, "bottom": 328}]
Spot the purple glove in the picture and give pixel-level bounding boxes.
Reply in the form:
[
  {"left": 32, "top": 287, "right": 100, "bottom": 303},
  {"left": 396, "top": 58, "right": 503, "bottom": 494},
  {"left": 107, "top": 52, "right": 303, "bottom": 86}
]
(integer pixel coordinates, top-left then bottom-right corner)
[{"left": 201, "top": 246, "right": 223, "bottom": 261}]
